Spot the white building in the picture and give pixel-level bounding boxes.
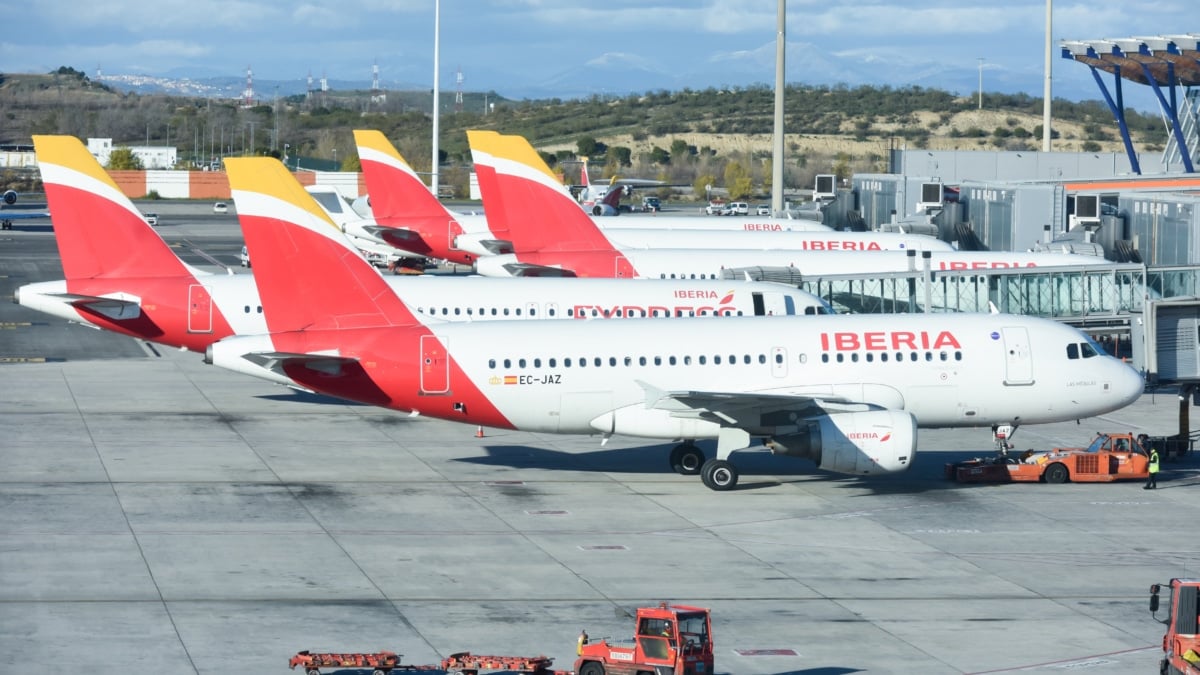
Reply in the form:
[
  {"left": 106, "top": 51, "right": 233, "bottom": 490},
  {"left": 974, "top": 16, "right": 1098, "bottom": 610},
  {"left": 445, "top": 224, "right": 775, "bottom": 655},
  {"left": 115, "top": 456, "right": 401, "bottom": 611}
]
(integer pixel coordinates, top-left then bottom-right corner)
[{"left": 87, "top": 138, "right": 178, "bottom": 170}]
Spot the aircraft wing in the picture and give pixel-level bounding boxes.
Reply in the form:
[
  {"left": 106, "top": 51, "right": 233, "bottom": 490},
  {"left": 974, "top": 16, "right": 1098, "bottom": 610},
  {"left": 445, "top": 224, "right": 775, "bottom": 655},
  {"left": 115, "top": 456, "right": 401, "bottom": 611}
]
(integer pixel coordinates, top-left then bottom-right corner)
[
  {"left": 638, "top": 381, "right": 853, "bottom": 426},
  {"left": 242, "top": 351, "right": 360, "bottom": 377},
  {"left": 48, "top": 292, "right": 141, "bottom": 320},
  {"left": 0, "top": 211, "right": 50, "bottom": 219}
]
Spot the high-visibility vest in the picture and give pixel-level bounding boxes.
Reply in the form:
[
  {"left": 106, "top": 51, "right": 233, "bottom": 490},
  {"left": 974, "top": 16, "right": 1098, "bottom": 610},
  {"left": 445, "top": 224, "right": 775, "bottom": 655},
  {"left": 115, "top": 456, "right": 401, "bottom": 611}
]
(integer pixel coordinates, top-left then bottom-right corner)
[{"left": 1149, "top": 450, "right": 1160, "bottom": 473}]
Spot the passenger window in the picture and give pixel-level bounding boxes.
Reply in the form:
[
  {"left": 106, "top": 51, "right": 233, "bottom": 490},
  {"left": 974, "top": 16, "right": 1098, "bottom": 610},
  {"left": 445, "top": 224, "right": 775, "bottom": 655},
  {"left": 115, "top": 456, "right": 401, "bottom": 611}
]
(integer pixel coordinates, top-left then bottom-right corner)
[
  {"left": 774, "top": 353, "right": 782, "bottom": 363},
  {"left": 836, "top": 353, "right": 845, "bottom": 363},
  {"left": 866, "top": 353, "right": 874, "bottom": 362},
  {"left": 515, "top": 308, "right": 521, "bottom": 316},
  {"left": 699, "top": 356, "right": 706, "bottom": 365},
  {"left": 743, "top": 355, "right": 751, "bottom": 364},
  {"left": 881, "top": 353, "right": 889, "bottom": 362},
  {"left": 714, "top": 355, "right": 722, "bottom": 365},
  {"left": 654, "top": 356, "right": 662, "bottom": 366},
  {"left": 534, "top": 358, "right": 542, "bottom": 368},
  {"left": 503, "top": 308, "right": 510, "bottom": 316},
  {"left": 549, "top": 358, "right": 557, "bottom": 367},
  {"left": 939, "top": 351, "right": 948, "bottom": 361},
  {"left": 759, "top": 354, "right": 767, "bottom": 364},
  {"left": 548, "top": 308, "right": 556, "bottom": 317},
  {"left": 594, "top": 357, "right": 601, "bottom": 367},
  {"left": 565, "top": 358, "right": 572, "bottom": 367},
  {"left": 488, "top": 359, "right": 496, "bottom": 369},
  {"left": 519, "top": 358, "right": 527, "bottom": 368},
  {"left": 503, "top": 359, "right": 511, "bottom": 368},
  {"left": 639, "top": 356, "right": 647, "bottom": 366},
  {"left": 851, "top": 353, "right": 859, "bottom": 362},
  {"left": 684, "top": 356, "right": 692, "bottom": 365},
  {"left": 609, "top": 357, "right": 616, "bottom": 366},
  {"left": 579, "top": 358, "right": 586, "bottom": 368},
  {"left": 669, "top": 356, "right": 677, "bottom": 365},
  {"left": 624, "top": 356, "right": 633, "bottom": 366},
  {"left": 821, "top": 354, "right": 829, "bottom": 363}
]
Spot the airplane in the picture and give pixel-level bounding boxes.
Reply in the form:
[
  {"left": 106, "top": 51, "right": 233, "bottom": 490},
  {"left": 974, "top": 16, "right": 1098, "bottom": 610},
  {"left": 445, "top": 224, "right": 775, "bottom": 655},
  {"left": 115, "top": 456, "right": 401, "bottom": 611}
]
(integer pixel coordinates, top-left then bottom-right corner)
[
  {"left": 303, "top": 184, "right": 418, "bottom": 269},
  {"left": 353, "top": 130, "right": 859, "bottom": 266},
  {"left": 466, "top": 130, "right": 1115, "bottom": 279},
  {"left": 356, "top": 130, "right": 947, "bottom": 266},
  {"left": 15, "top": 135, "right": 829, "bottom": 356},
  {"left": 574, "top": 163, "right": 667, "bottom": 216},
  {"left": 207, "top": 155, "right": 1145, "bottom": 490},
  {"left": 0, "top": 189, "right": 51, "bottom": 229}
]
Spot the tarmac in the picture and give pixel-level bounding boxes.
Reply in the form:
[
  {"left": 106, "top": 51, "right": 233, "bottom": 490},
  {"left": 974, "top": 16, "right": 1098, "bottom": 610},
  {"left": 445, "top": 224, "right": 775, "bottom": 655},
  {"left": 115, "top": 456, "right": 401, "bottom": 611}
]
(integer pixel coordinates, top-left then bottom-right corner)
[{"left": 2, "top": 208, "right": 1200, "bottom": 674}]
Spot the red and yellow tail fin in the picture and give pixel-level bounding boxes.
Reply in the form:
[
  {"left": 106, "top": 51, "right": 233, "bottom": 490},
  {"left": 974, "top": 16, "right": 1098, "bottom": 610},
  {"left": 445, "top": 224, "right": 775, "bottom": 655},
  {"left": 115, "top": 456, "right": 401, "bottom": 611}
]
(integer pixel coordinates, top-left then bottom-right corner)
[
  {"left": 353, "top": 129, "right": 447, "bottom": 220},
  {"left": 224, "top": 157, "right": 418, "bottom": 333},
  {"left": 32, "top": 135, "right": 193, "bottom": 281},
  {"left": 467, "top": 130, "right": 614, "bottom": 253}
]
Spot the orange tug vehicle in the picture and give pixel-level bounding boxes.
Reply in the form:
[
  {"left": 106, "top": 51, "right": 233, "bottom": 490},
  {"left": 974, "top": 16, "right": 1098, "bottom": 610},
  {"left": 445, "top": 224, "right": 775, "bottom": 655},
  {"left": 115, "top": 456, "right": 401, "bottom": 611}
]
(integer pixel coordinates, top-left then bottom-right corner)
[
  {"left": 1150, "top": 579, "right": 1200, "bottom": 674},
  {"left": 289, "top": 603, "right": 713, "bottom": 675},
  {"left": 945, "top": 432, "right": 1152, "bottom": 484}
]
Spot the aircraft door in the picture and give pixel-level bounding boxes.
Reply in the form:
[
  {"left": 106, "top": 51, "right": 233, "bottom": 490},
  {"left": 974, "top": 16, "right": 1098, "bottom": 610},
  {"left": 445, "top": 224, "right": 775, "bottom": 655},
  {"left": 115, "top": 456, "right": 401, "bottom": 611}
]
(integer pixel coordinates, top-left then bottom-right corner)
[
  {"left": 771, "top": 346, "right": 788, "bottom": 378},
  {"left": 188, "top": 284, "right": 213, "bottom": 333},
  {"left": 615, "top": 255, "right": 635, "bottom": 278},
  {"left": 420, "top": 335, "right": 450, "bottom": 394},
  {"left": 1001, "top": 326, "right": 1034, "bottom": 385},
  {"left": 752, "top": 292, "right": 790, "bottom": 316},
  {"left": 447, "top": 219, "right": 461, "bottom": 250}
]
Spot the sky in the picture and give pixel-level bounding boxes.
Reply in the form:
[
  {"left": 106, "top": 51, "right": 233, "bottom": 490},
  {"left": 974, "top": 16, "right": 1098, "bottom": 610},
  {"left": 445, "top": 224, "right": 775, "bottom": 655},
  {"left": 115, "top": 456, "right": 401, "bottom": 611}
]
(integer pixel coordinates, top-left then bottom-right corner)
[{"left": 1, "top": 0, "right": 1188, "bottom": 107}]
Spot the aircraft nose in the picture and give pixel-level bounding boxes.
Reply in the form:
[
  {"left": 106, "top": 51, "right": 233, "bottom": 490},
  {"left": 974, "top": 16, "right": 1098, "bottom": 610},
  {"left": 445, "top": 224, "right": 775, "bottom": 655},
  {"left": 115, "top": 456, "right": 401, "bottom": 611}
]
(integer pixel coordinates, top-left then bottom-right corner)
[{"left": 1112, "top": 360, "right": 1144, "bottom": 408}]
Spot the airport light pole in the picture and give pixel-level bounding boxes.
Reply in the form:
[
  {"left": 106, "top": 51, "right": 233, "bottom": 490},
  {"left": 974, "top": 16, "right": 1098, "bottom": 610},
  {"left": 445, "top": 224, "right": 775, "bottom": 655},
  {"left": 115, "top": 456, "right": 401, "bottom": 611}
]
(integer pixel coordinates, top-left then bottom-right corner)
[
  {"left": 977, "top": 58, "right": 984, "bottom": 110},
  {"left": 770, "top": 0, "right": 785, "bottom": 216},
  {"left": 431, "top": 0, "right": 441, "bottom": 198},
  {"left": 1042, "top": 0, "right": 1053, "bottom": 151}
]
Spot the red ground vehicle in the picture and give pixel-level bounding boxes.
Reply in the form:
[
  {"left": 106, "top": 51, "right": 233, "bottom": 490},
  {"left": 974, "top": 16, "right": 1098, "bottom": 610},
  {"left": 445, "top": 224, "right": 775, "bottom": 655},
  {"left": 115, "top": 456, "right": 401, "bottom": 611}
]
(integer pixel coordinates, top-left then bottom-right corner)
[
  {"left": 1150, "top": 579, "right": 1200, "bottom": 674},
  {"left": 289, "top": 603, "right": 713, "bottom": 675},
  {"left": 575, "top": 603, "right": 713, "bottom": 675},
  {"left": 945, "top": 432, "right": 1152, "bottom": 484}
]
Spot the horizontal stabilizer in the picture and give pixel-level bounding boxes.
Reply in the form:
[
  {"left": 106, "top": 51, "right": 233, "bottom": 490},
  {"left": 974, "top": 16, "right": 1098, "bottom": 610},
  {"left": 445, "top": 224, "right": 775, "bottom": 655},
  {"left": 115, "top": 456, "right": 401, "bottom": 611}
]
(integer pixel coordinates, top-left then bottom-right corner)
[
  {"left": 504, "top": 262, "right": 578, "bottom": 278},
  {"left": 242, "top": 351, "right": 360, "bottom": 378},
  {"left": 477, "top": 239, "right": 514, "bottom": 255},
  {"left": 50, "top": 292, "right": 142, "bottom": 320}
]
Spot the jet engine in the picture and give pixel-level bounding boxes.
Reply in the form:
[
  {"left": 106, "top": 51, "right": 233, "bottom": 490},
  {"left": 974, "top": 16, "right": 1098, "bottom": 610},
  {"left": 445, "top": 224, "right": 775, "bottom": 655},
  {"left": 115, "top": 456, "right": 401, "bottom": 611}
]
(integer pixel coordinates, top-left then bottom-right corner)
[
  {"left": 3, "top": 190, "right": 16, "bottom": 205},
  {"left": 764, "top": 410, "right": 916, "bottom": 475}
]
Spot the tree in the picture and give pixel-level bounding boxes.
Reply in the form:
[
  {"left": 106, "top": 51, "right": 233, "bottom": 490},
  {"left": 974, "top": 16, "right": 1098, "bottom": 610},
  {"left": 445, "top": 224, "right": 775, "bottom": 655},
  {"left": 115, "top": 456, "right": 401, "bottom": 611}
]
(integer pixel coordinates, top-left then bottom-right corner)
[
  {"left": 607, "top": 146, "right": 632, "bottom": 168},
  {"left": 724, "top": 160, "right": 752, "bottom": 199},
  {"left": 577, "top": 136, "right": 598, "bottom": 157},
  {"left": 648, "top": 146, "right": 670, "bottom": 165},
  {"left": 669, "top": 139, "right": 693, "bottom": 163},
  {"left": 107, "top": 147, "right": 143, "bottom": 170}
]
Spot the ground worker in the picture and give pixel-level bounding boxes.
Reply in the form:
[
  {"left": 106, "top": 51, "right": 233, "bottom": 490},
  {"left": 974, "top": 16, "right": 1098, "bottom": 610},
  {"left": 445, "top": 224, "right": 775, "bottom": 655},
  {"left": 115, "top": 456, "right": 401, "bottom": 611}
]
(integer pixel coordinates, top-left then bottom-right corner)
[
  {"left": 577, "top": 630, "right": 588, "bottom": 656},
  {"left": 1145, "top": 445, "right": 1160, "bottom": 489}
]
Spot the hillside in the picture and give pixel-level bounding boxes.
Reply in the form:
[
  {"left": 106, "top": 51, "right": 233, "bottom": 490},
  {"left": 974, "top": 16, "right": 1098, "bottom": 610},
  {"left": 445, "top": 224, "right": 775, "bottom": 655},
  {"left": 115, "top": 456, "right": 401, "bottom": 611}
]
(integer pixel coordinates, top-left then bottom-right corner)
[{"left": 0, "top": 69, "right": 1162, "bottom": 199}]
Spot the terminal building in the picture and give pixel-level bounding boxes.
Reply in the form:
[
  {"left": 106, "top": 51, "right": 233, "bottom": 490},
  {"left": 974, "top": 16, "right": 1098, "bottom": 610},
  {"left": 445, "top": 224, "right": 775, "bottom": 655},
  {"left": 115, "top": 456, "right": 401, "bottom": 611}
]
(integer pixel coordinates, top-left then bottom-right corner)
[{"left": 800, "top": 35, "right": 1200, "bottom": 405}]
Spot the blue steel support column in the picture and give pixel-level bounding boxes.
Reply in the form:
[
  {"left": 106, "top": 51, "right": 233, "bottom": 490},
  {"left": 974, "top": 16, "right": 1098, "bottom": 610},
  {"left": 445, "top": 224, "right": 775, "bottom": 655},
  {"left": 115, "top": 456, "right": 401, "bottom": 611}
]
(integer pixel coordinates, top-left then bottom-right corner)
[
  {"left": 1089, "top": 65, "right": 1142, "bottom": 175},
  {"left": 1141, "top": 61, "right": 1194, "bottom": 172}
]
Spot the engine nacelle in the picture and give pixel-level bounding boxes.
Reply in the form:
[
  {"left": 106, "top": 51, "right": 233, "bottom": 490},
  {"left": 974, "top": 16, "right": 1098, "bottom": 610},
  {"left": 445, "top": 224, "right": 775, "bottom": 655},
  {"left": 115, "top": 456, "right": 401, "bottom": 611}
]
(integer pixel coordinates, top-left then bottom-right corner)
[
  {"left": 765, "top": 410, "right": 916, "bottom": 475},
  {"left": 591, "top": 204, "right": 618, "bottom": 217},
  {"left": 2, "top": 190, "right": 16, "bottom": 205}
]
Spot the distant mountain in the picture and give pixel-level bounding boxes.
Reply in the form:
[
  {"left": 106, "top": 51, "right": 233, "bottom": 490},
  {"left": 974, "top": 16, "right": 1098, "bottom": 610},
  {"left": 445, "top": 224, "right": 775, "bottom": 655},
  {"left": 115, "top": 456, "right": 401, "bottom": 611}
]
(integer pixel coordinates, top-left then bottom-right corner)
[{"left": 94, "top": 43, "right": 1126, "bottom": 108}]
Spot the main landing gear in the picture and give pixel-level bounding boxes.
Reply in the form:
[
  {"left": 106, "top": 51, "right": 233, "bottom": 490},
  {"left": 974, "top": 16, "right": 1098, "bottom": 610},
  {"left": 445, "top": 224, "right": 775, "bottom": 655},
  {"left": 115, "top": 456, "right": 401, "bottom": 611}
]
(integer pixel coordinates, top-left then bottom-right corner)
[{"left": 669, "top": 429, "right": 753, "bottom": 492}]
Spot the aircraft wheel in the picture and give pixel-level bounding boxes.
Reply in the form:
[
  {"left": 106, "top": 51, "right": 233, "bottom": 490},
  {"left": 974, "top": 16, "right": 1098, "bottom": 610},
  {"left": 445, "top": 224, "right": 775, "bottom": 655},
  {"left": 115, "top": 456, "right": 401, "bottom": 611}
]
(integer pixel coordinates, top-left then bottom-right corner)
[
  {"left": 701, "top": 459, "right": 738, "bottom": 491},
  {"left": 670, "top": 444, "right": 704, "bottom": 475},
  {"left": 1043, "top": 463, "right": 1070, "bottom": 484}
]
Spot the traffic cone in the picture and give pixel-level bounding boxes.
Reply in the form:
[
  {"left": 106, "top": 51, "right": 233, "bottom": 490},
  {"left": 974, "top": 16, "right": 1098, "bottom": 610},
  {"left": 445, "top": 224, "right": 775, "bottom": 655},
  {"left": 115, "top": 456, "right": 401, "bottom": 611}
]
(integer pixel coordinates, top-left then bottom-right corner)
[{"left": 475, "top": 426, "right": 485, "bottom": 438}]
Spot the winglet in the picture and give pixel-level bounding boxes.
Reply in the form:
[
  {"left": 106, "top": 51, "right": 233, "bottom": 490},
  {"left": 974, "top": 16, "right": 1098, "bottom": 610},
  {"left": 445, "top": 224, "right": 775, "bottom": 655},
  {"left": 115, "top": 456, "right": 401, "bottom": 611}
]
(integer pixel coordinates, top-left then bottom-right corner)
[
  {"left": 467, "top": 130, "right": 614, "bottom": 253},
  {"left": 225, "top": 157, "right": 418, "bottom": 333},
  {"left": 32, "top": 135, "right": 194, "bottom": 281}
]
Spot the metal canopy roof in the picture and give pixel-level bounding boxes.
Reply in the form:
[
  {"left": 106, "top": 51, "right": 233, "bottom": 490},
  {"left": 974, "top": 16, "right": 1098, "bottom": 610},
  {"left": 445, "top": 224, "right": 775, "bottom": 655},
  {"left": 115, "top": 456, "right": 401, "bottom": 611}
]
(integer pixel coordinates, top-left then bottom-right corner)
[{"left": 1061, "top": 34, "right": 1200, "bottom": 87}]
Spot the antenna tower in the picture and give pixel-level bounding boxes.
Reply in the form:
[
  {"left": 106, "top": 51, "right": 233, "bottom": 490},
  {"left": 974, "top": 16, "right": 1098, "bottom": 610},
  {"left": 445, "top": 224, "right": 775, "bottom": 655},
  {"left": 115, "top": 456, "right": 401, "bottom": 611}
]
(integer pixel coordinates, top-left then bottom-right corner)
[
  {"left": 455, "top": 66, "right": 464, "bottom": 113},
  {"left": 243, "top": 65, "right": 254, "bottom": 108}
]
